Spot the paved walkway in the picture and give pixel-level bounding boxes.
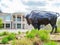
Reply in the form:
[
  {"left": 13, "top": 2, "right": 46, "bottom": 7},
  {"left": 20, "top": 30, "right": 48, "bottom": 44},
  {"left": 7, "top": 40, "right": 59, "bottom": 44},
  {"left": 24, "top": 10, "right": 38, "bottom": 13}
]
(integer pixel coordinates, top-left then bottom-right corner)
[{"left": 0, "top": 29, "right": 31, "bottom": 33}]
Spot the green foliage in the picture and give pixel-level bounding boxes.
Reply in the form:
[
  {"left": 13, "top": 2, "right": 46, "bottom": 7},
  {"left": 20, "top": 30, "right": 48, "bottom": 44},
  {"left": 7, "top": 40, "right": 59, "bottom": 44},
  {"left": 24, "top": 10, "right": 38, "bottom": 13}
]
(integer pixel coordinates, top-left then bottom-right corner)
[
  {"left": 44, "top": 41, "right": 57, "bottom": 45},
  {"left": 57, "top": 28, "right": 60, "bottom": 33},
  {"left": 1, "top": 33, "right": 16, "bottom": 44},
  {"left": 0, "top": 19, "right": 3, "bottom": 28},
  {"left": 38, "top": 30, "right": 50, "bottom": 41},
  {"left": 26, "top": 29, "right": 50, "bottom": 41},
  {"left": 18, "top": 31, "right": 21, "bottom": 34},
  {"left": 7, "top": 33, "right": 16, "bottom": 40},
  {"left": 26, "top": 29, "right": 38, "bottom": 38},
  {"left": 1, "top": 37, "right": 9, "bottom": 44},
  {"left": 0, "top": 31, "right": 9, "bottom": 36},
  {"left": 26, "top": 31, "right": 29, "bottom": 34},
  {"left": 2, "top": 31, "right": 9, "bottom": 35},
  {"left": 0, "top": 33, "right": 4, "bottom": 36}
]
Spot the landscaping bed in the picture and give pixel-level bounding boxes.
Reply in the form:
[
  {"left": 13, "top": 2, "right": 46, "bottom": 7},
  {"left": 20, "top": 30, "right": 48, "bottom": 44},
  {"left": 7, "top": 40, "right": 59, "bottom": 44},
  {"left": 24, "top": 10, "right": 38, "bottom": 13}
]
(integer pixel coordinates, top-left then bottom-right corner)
[{"left": 0, "top": 29, "right": 60, "bottom": 45}]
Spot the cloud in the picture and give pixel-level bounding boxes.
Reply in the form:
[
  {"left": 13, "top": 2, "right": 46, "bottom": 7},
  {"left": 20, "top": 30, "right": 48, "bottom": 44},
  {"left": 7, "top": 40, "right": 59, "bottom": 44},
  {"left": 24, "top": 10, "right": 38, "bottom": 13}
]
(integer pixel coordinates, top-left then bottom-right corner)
[
  {"left": 22, "top": 1, "right": 47, "bottom": 6},
  {"left": 0, "top": 0, "right": 60, "bottom": 13},
  {"left": 9, "top": 0, "right": 13, "bottom": 2},
  {"left": 0, "top": 0, "right": 28, "bottom": 13},
  {"left": 53, "top": 3, "right": 60, "bottom": 7},
  {"left": 0, "top": 0, "right": 1, "bottom": 2}
]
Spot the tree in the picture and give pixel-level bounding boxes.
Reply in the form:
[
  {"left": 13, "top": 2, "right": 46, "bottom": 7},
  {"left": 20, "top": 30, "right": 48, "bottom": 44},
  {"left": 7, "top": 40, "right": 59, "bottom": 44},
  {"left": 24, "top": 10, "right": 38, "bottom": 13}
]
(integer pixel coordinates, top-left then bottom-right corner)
[{"left": 0, "top": 19, "right": 3, "bottom": 29}]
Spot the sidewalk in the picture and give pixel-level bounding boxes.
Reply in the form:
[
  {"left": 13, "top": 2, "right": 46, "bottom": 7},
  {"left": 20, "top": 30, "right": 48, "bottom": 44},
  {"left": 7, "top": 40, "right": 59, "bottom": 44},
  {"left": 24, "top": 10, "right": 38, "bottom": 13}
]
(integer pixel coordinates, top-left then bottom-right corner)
[{"left": 0, "top": 29, "right": 31, "bottom": 33}]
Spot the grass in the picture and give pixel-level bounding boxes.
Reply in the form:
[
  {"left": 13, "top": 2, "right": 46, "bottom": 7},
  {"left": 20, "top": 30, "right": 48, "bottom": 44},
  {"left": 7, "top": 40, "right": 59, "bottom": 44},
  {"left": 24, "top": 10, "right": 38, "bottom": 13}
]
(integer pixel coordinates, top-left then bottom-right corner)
[
  {"left": 1, "top": 33, "right": 16, "bottom": 44},
  {"left": 0, "top": 29, "right": 60, "bottom": 45},
  {"left": 44, "top": 41, "right": 58, "bottom": 45},
  {"left": 0, "top": 31, "right": 9, "bottom": 36},
  {"left": 57, "top": 28, "right": 60, "bottom": 33},
  {"left": 38, "top": 30, "right": 50, "bottom": 41},
  {"left": 26, "top": 29, "right": 38, "bottom": 38},
  {"left": 12, "top": 38, "right": 33, "bottom": 45}
]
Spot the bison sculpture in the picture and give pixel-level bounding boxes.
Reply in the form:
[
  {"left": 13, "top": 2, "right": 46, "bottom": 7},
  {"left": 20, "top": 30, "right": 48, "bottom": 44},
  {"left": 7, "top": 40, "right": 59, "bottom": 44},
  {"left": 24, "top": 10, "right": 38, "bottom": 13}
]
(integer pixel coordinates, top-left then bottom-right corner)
[{"left": 25, "top": 10, "right": 60, "bottom": 33}]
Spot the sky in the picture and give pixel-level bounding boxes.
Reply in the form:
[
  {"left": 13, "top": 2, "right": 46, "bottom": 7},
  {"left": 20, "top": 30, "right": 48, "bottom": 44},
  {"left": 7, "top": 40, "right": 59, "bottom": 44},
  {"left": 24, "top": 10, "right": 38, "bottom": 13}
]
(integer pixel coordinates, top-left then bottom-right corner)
[{"left": 0, "top": 0, "right": 60, "bottom": 13}]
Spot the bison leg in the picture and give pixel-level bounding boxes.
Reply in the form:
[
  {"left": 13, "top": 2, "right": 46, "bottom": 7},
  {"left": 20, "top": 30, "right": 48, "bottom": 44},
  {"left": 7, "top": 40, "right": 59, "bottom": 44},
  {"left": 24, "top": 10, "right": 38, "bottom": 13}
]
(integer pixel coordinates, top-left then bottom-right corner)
[
  {"left": 50, "top": 25, "right": 57, "bottom": 34},
  {"left": 54, "top": 25, "right": 57, "bottom": 33},
  {"left": 38, "top": 25, "right": 40, "bottom": 30},
  {"left": 32, "top": 23, "right": 38, "bottom": 29},
  {"left": 50, "top": 25, "right": 54, "bottom": 34}
]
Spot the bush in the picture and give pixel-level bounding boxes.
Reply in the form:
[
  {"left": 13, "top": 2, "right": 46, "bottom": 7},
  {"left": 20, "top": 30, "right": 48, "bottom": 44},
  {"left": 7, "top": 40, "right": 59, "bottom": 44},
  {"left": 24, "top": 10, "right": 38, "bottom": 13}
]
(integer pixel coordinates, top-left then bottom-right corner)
[
  {"left": 38, "top": 30, "right": 50, "bottom": 41},
  {"left": 0, "top": 31, "right": 9, "bottom": 36},
  {"left": 1, "top": 33, "right": 16, "bottom": 44},
  {"left": 44, "top": 41, "right": 57, "bottom": 45},
  {"left": 26, "top": 33, "right": 36, "bottom": 38},
  {"left": 26, "top": 31, "right": 29, "bottom": 34},
  {"left": 7, "top": 33, "right": 16, "bottom": 40},
  {"left": 18, "top": 31, "right": 21, "bottom": 34},
  {"left": 2, "top": 31, "right": 9, "bottom": 35},
  {"left": 26, "top": 29, "right": 50, "bottom": 41},
  {"left": 1, "top": 37, "right": 9, "bottom": 44},
  {"left": 0, "top": 33, "right": 4, "bottom": 36},
  {"left": 26, "top": 29, "right": 38, "bottom": 38}
]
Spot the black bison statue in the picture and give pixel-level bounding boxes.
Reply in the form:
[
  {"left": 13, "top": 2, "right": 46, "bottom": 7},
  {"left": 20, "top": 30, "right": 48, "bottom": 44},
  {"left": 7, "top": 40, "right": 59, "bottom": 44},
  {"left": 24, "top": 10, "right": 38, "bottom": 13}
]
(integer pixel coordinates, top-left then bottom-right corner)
[{"left": 25, "top": 10, "right": 60, "bottom": 33}]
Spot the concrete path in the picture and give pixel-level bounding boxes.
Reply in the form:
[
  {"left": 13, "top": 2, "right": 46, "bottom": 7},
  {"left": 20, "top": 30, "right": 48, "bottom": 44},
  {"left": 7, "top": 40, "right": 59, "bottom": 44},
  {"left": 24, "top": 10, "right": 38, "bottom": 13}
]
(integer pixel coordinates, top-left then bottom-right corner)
[{"left": 0, "top": 29, "right": 31, "bottom": 33}]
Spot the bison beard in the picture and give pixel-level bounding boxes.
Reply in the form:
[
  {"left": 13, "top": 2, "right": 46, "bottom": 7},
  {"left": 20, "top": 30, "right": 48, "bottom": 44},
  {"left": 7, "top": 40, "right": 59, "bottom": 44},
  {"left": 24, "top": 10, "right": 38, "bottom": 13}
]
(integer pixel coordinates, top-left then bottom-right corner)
[{"left": 25, "top": 10, "right": 58, "bottom": 34}]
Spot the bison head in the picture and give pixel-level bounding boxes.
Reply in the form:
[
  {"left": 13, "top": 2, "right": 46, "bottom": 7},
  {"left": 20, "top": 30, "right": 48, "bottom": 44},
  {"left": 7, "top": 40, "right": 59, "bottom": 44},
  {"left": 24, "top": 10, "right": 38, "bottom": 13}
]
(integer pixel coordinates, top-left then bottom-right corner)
[{"left": 25, "top": 14, "right": 32, "bottom": 25}]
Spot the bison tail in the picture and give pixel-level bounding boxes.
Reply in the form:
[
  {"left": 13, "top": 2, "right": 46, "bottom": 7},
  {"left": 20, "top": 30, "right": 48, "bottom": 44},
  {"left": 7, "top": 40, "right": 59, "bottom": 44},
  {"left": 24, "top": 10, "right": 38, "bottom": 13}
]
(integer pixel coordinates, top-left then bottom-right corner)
[{"left": 56, "top": 13, "right": 60, "bottom": 17}]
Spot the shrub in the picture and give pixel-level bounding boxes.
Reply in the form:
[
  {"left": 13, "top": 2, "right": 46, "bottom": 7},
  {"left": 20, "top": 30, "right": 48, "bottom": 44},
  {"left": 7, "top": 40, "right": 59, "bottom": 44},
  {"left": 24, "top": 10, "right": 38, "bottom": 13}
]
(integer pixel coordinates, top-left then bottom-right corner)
[
  {"left": 1, "top": 33, "right": 16, "bottom": 44},
  {"left": 26, "top": 29, "right": 38, "bottom": 38},
  {"left": 26, "top": 31, "right": 29, "bottom": 34},
  {"left": 26, "top": 29, "right": 50, "bottom": 41},
  {"left": 44, "top": 41, "right": 57, "bottom": 45},
  {"left": 38, "top": 30, "right": 50, "bottom": 41},
  {"left": 1, "top": 37, "right": 9, "bottom": 44},
  {"left": 18, "top": 31, "right": 21, "bottom": 34},
  {"left": 0, "top": 33, "right": 4, "bottom": 36},
  {"left": 2, "top": 31, "right": 9, "bottom": 35},
  {"left": 0, "top": 31, "right": 9, "bottom": 36},
  {"left": 7, "top": 33, "right": 16, "bottom": 40},
  {"left": 26, "top": 32, "right": 36, "bottom": 38}
]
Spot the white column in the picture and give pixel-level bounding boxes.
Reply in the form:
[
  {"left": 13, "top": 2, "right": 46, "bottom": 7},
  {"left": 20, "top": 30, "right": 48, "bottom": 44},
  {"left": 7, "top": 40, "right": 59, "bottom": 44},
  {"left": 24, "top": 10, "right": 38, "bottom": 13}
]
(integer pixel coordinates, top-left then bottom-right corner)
[
  {"left": 10, "top": 22, "right": 11, "bottom": 29},
  {"left": 11, "top": 13, "right": 13, "bottom": 29},
  {"left": 12, "top": 23, "right": 14, "bottom": 29},
  {"left": 16, "top": 15, "right": 17, "bottom": 29},
  {"left": 21, "top": 16, "right": 23, "bottom": 29}
]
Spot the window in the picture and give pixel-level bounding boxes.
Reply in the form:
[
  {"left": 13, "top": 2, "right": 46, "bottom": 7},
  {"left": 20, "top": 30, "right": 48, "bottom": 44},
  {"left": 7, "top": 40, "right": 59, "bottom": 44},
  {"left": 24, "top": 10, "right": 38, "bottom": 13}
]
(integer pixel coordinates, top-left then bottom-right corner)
[
  {"left": 17, "top": 24, "right": 21, "bottom": 28},
  {"left": 6, "top": 24, "right": 10, "bottom": 28},
  {"left": 5, "top": 14, "right": 11, "bottom": 21},
  {"left": 17, "top": 17, "right": 21, "bottom": 21}
]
